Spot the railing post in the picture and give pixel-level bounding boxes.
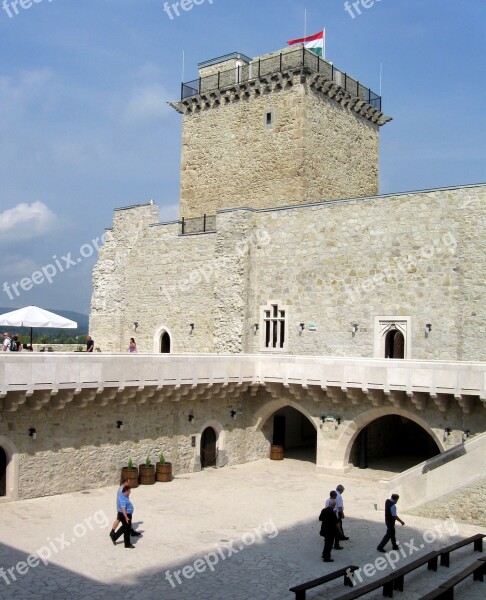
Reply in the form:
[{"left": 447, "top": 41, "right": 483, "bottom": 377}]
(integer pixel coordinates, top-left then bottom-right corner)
[
  {"left": 302, "top": 46, "right": 305, "bottom": 67},
  {"left": 357, "top": 80, "right": 360, "bottom": 98},
  {"left": 181, "top": 217, "right": 185, "bottom": 235},
  {"left": 218, "top": 71, "right": 220, "bottom": 89},
  {"left": 279, "top": 52, "right": 282, "bottom": 72},
  {"left": 237, "top": 65, "right": 240, "bottom": 83},
  {"left": 331, "top": 64, "right": 334, "bottom": 81},
  {"left": 368, "top": 89, "right": 371, "bottom": 104},
  {"left": 198, "top": 77, "right": 201, "bottom": 94},
  {"left": 203, "top": 214, "right": 207, "bottom": 232},
  {"left": 180, "top": 82, "right": 184, "bottom": 100},
  {"left": 258, "top": 59, "right": 261, "bottom": 78},
  {"left": 344, "top": 72, "right": 347, "bottom": 90}
]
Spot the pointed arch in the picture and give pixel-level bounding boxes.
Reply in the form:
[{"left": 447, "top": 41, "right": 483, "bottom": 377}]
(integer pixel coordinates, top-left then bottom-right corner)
[{"left": 153, "top": 326, "right": 173, "bottom": 354}]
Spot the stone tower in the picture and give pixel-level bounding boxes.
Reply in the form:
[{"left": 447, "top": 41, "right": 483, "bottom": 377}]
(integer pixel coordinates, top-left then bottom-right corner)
[{"left": 171, "top": 46, "right": 391, "bottom": 219}]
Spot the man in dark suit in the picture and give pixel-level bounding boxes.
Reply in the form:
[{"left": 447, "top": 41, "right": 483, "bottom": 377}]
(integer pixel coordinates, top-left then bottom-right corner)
[
  {"left": 377, "top": 493, "right": 405, "bottom": 552},
  {"left": 319, "top": 497, "right": 339, "bottom": 562}
]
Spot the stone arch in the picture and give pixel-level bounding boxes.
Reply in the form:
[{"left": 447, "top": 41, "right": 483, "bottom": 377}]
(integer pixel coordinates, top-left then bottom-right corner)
[
  {"left": 153, "top": 326, "right": 173, "bottom": 354},
  {"left": 191, "top": 420, "right": 227, "bottom": 471},
  {"left": 252, "top": 397, "right": 319, "bottom": 433},
  {"left": 337, "top": 406, "right": 444, "bottom": 470},
  {"left": 0, "top": 436, "right": 19, "bottom": 502}
]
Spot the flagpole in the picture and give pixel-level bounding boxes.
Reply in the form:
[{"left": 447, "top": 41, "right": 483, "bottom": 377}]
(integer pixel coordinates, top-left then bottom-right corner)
[{"left": 304, "top": 8, "right": 307, "bottom": 41}]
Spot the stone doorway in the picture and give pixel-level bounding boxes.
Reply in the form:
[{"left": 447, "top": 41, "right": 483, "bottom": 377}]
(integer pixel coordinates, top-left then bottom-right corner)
[
  {"left": 385, "top": 329, "right": 405, "bottom": 359},
  {"left": 201, "top": 427, "right": 217, "bottom": 468},
  {"left": 160, "top": 332, "right": 171, "bottom": 354},
  {"left": 0, "top": 447, "right": 7, "bottom": 497},
  {"left": 270, "top": 406, "right": 316, "bottom": 462},
  {"left": 350, "top": 415, "right": 440, "bottom": 473}
]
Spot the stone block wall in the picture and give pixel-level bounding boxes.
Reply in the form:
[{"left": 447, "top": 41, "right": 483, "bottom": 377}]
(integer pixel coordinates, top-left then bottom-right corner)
[{"left": 409, "top": 477, "right": 486, "bottom": 526}]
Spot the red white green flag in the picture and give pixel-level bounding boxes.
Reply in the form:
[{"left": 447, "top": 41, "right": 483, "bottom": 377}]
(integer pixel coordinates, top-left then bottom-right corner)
[{"left": 287, "top": 30, "right": 325, "bottom": 58}]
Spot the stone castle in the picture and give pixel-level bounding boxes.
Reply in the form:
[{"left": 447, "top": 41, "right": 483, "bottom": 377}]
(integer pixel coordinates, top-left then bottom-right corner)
[{"left": 1, "top": 46, "right": 485, "bottom": 505}]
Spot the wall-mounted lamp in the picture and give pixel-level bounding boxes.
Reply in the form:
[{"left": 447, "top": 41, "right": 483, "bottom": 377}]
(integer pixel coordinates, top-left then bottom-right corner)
[
  {"left": 299, "top": 322, "right": 305, "bottom": 334},
  {"left": 253, "top": 323, "right": 259, "bottom": 334},
  {"left": 188, "top": 414, "right": 195, "bottom": 424},
  {"left": 189, "top": 323, "right": 195, "bottom": 333},
  {"left": 28, "top": 427, "right": 37, "bottom": 439},
  {"left": 443, "top": 427, "right": 452, "bottom": 441},
  {"left": 425, "top": 324, "right": 432, "bottom": 338},
  {"left": 462, "top": 429, "right": 470, "bottom": 442},
  {"left": 335, "top": 417, "right": 342, "bottom": 426},
  {"left": 319, "top": 416, "right": 325, "bottom": 427},
  {"left": 352, "top": 324, "right": 359, "bottom": 336},
  {"left": 116, "top": 420, "right": 124, "bottom": 431},
  {"left": 230, "top": 410, "right": 237, "bottom": 419},
  {"left": 133, "top": 322, "right": 139, "bottom": 332}
]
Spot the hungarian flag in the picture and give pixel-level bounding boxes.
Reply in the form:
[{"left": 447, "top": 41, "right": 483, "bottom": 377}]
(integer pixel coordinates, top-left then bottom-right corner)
[{"left": 287, "top": 30, "right": 325, "bottom": 58}]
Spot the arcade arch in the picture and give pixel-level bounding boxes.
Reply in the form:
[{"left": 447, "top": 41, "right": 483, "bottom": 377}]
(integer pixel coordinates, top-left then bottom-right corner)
[
  {"left": 339, "top": 407, "right": 443, "bottom": 473},
  {"left": 255, "top": 400, "right": 318, "bottom": 463}
]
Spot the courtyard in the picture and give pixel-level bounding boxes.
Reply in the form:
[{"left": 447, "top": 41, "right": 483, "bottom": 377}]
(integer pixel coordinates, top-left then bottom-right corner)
[{"left": 0, "top": 457, "right": 484, "bottom": 599}]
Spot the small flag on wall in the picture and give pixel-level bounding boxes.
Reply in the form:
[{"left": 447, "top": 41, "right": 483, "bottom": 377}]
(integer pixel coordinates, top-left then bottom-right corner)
[{"left": 287, "top": 30, "right": 325, "bottom": 58}]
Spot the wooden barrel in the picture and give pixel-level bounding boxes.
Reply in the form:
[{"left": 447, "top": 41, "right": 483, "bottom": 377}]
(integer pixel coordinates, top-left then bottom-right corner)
[
  {"left": 121, "top": 467, "right": 139, "bottom": 488},
  {"left": 270, "top": 445, "right": 284, "bottom": 460},
  {"left": 138, "top": 465, "right": 155, "bottom": 485},
  {"left": 156, "top": 463, "right": 173, "bottom": 482}
]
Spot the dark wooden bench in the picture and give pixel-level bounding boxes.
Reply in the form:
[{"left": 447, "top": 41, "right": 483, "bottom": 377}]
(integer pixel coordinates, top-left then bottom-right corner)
[
  {"left": 334, "top": 551, "right": 439, "bottom": 599},
  {"left": 289, "top": 565, "right": 359, "bottom": 600},
  {"left": 439, "top": 533, "right": 485, "bottom": 567},
  {"left": 418, "top": 558, "right": 486, "bottom": 599}
]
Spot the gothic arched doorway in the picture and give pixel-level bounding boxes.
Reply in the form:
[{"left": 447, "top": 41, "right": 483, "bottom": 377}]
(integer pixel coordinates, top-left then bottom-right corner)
[
  {"left": 0, "top": 447, "right": 7, "bottom": 497},
  {"left": 385, "top": 329, "right": 405, "bottom": 359},
  {"left": 201, "top": 427, "right": 217, "bottom": 468},
  {"left": 160, "top": 332, "right": 171, "bottom": 354},
  {"left": 350, "top": 415, "right": 440, "bottom": 472}
]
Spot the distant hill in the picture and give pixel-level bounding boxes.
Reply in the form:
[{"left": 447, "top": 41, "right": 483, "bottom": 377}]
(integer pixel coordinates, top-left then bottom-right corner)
[{"left": 0, "top": 307, "right": 89, "bottom": 343}]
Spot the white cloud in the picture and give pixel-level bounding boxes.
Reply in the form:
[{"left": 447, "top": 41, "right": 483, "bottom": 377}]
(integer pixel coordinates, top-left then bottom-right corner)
[
  {"left": 0, "top": 201, "right": 58, "bottom": 242},
  {"left": 0, "top": 257, "right": 38, "bottom": 277},
  {"left": 124, "top": 84, "right": 172, "bottom": 122}
]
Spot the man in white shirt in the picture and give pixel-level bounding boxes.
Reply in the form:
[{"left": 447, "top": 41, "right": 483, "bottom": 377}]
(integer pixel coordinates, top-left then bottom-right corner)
[
  {"left": 335, "top": 484, "right": 350, "bottom": 544},
  {"left": 2, "top": 333, "right": 11, "bottom": 351}
]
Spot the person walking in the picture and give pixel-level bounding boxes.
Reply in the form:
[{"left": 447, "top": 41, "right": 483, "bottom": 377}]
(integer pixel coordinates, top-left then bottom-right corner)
[
  {"left": 109, "top": 478, "right": 141, "bottom": 540},
  {"left": 319, "top": 497, "right": 339, "bottom": 562},
  {"left": 2, "top": 333, "right": 11, "bottom": 351},
  {"left": 333, "top": 484, "right": 349, "bottom": 545},
  {"left": 127, "top": 338, "right": 138, "bottom": 353},
  {"left": 86, "top": 335, "right": 94, "bottom": 352},
  {"left": 377, "top": 493, "right": 405, "bottom": 552},
  {"left": 111, "top": 486, "right": 136, "bottom": 549}
]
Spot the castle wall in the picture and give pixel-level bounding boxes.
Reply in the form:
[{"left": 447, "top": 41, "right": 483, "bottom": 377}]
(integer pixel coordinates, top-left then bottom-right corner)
[{"left": 90, "top": 184, "right": 485, "bottom": 361}]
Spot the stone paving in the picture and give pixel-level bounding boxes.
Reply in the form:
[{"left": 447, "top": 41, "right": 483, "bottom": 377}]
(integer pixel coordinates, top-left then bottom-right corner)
[{"left": 1, "top": 457, "right": 485, "bottom": 599}]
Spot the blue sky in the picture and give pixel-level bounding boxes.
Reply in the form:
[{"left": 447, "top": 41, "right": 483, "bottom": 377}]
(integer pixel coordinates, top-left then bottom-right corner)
[{"left": 0, "top": 0, "right": 484, "bottom": 314}]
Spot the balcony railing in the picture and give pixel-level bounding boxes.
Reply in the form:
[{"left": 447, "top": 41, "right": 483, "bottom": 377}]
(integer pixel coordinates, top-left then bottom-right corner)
[{"left": 181, "top": 47, "right": 382, "bottom": 110}]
